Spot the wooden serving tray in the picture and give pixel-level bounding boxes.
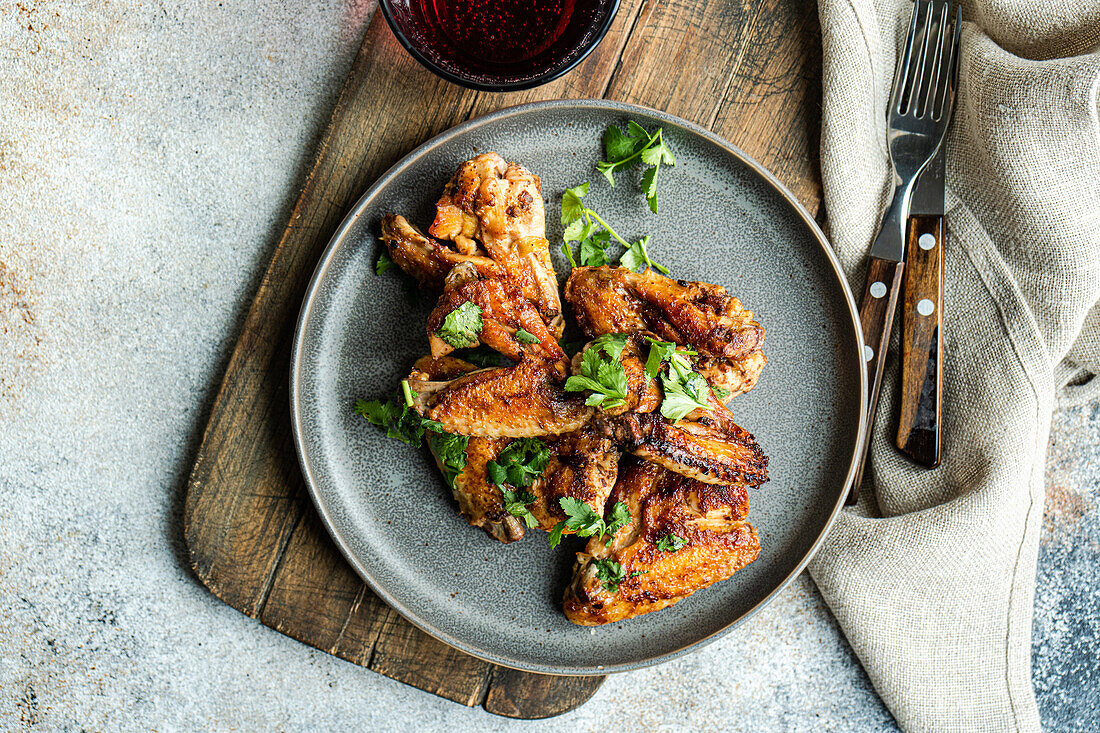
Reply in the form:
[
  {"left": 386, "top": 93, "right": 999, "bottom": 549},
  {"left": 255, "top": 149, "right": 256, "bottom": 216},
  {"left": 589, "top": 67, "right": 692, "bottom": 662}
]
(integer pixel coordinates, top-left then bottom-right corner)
[{"left": 183, "top": 0, "right": 822, "bottom": 718}]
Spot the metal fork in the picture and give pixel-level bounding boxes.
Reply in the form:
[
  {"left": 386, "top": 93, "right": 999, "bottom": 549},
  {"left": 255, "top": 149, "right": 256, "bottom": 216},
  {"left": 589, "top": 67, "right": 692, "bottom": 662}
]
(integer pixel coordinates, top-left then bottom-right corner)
[{"left": 847, "top": 0, "right": 961, "bottom": 505}]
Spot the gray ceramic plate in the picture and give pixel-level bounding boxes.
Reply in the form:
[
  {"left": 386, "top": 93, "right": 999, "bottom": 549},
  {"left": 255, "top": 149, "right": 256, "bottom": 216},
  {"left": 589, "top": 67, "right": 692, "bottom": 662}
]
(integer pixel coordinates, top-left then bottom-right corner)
[{"left": 291, "top": 100, "right": 866, "bottom": 675}]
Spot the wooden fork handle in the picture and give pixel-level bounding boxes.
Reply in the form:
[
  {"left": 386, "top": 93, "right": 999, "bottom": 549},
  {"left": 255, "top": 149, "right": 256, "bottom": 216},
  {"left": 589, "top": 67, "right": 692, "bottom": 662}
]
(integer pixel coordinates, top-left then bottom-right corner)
[
  {"left": 896, "top": 215, "right": 944, "bottom": 467},
  {"left": 847, "top": 256, "right": 905, "bottom": 505}
]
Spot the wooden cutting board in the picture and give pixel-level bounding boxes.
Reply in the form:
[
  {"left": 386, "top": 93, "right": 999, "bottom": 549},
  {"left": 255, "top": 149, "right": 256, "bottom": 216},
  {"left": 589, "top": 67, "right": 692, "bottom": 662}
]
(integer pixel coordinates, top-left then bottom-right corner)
[{"left": 183, "top": 0, "right": 823, "bottom": 718}]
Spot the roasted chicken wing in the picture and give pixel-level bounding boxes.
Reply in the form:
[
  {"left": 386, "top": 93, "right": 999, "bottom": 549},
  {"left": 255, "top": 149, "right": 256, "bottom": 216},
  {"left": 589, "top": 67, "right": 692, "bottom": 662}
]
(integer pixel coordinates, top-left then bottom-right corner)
[
  {"left": 563, "top": 458, "right": 760, "bottom": 625},
  {"left": 564, "top": 266, "right": 766, "bottom": 399},
  {"left": 428, "top": 153, "right": 561, "bottom": 323},
  {"left": 408, "top": 354, "right": 592, "bottom": 438}
]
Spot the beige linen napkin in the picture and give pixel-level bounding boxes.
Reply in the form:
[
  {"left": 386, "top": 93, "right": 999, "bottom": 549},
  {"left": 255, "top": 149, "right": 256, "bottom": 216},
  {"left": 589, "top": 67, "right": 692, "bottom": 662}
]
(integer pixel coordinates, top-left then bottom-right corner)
[{"left": 807, "top": 1, "right": 1100, "bottom": 731}]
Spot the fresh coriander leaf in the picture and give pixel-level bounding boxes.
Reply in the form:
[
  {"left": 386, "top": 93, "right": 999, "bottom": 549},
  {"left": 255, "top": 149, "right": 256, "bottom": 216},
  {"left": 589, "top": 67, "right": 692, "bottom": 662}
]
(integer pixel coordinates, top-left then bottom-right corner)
[
  {"left": 656, "top": 533, "right": 687, "bottom": 552},
  {"left": 560, "top": 240, "right": 578, "bottom": 268},
  {"left": 660, "top": 370, "right": 713, "bottom": 422},
  {"left": 627, "top": 120, "right": 650, "bottom": 143},
  {"left": 487, "top": 438, "right": 550, "bottom": 490},
  {"left": 603, "top": 124, "right": 638, "bottom": 162},
  {"left": 562, "top": 217, "right": 590, "bottom": 244},
  {"left": 594, "top": 559, "right": 627, "bottom": 593},
  {"left": 629, "top": 570, "right": 649, "bottom": 578},
  {"left": 596, "top": 160, "right": 616, "bottom": 187},
  {"left": 548, "top": 497, "right": 631, "bottom": 549},
  {"left": 437, "top": 301, "right": 483, "bottom": 348},
  {"left": 561, "top": 182, "right": 589, "bottom": 225},
  {"left": 564, "top": 336, "right": 630, "bottom": 410},
  {"left": 375, "top": 250, "right": 395, "bottom": 276},
  {"left": 428, "top": 431, "right": 469, "bottom": 489},
  {"left": 644, "top": 338, "right": 677, "bottom": 380},
  {"left": 500, "top": 487, "right": 539, "bottom": 528},
  {"left": 591, "top": 333, "right": 628, "bottom": 360},
  {"left": 712, "top": 384, "right": 731, "bottom": 400},
  {"left": 578, "top": 233, "right": 610, "bottom": 267},
  {"left": 619, "top": 235, "right": 670, "bottom": 275},
  {"left": 640, "top": 165, "right": 659, "bottom": 213},
  {"left": 548, "top": 521, "right": 567, "bottom": 548},
  {"left": 354, "top": 386, "right": 441, "bottom": 447},
  {"left": 605, "top": 501, "right": 631, "bottom": 538},
  {"left": 514, "top": 328, "right": 541, "bottom": 345}
]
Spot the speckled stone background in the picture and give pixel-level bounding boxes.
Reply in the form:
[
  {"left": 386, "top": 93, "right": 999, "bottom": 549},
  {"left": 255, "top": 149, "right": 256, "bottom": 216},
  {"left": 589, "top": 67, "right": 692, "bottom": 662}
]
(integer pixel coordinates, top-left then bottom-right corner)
[{"left": 0, "top": 2, "right": 1095, "bottom": 730}]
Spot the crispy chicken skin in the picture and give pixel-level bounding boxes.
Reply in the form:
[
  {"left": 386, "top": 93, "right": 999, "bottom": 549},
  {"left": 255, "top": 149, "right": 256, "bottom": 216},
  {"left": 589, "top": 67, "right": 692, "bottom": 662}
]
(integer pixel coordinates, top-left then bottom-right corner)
[
  {"left": 427, "top": 153, "right": 561, "bottom": 323},
  {"left": 380, "top": 214, "right": 502, "bottom": 288},
  {"left": 528, "top": 425, "right": 622, "bottom": 531},
  {"left": 407, "top": 355, "right": 593, "bottom": 438},
  {"left": 426, "top": 264, "right": 566, "bottom": 365},
  {"left": 596, "top": 396, "right": 769, "bottom": 487},
  {"left": 563, "top": 459, "right": 760, "bottom": 625},
  {"left": 564, "top": 266, "right": 766, "bottom": 399}
]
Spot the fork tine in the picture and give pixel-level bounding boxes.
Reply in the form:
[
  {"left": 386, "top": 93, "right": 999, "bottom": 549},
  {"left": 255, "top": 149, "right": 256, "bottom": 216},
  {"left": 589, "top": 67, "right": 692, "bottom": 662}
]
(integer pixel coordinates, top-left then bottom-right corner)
[
  {"left": 908, "top": 1, "right": 935, "bottom": 115},
  {"left": 933, "top": 4, "right": 962, "bottom": 120},
  {"left": 917, "top": 2, "right": 947, "bottom": 118},
  {"left": 892, "top": 2, "right": 921, "bottom": 115}
]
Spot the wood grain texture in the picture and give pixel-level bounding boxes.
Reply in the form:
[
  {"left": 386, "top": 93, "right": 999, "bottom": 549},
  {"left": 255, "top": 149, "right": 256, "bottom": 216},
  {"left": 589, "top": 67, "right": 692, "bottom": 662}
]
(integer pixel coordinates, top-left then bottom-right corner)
[
  {"left": 896, "top": 215, "right": 944, "bottom": 467},
  {"left": 184, "top": 0, "right": 824, "bottom": 718},
  {"left": 848, "top": 256, "right": 905, "bottom": 505}
]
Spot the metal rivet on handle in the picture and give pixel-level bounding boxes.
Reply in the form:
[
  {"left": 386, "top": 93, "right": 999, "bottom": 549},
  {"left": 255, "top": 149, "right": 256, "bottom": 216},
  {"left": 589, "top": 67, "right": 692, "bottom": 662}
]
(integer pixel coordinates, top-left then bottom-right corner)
[
  {"left": 864, "top": 345, "right": 874, "bottom": 362},
  {"left": 870, "top": 281, "right": 887, "bottom": 298},
  {"left": 918, "top": 233, "right": 936, "bottom": 250},
  {"left": 917, "top": 299, "right": 935, "bottom": 316}
]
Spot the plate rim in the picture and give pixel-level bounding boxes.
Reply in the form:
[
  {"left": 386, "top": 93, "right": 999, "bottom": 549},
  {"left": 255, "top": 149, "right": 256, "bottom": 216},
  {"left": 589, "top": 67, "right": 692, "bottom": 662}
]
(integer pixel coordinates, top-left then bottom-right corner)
[{"left": 289, "top": 98, "right": 868, "bottom": 675}]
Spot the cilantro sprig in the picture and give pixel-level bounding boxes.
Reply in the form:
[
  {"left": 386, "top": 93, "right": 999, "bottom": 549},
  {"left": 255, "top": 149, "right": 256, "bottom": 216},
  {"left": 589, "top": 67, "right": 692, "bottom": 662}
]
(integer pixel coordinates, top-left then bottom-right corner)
[
  {"left": 487, "top": 439, "right": 550, "bottom": 528},
  {"left": 559, "top": 183, "right": 669, "bottom": 274},
  {"left": 564, "top": 334, "right": 630, "bottom": 410},
  {"left": 428, "top": 431, "right": 470, "bottom": 489},
  {"left": 644, "top": 337, "right": 720, "bottom": 422},
  {"left": 597, "top": 121, "right": 676, "bottom": 213},
  {"left": 436, "top": 302, "right": 483, "bottom": 348},
  {"left": 548, "top": 497, "right": 631, "bottom": 548},
  {"left": 354, "top": 380, "right": 443, "bottom": 447},
  {"left": 656, "top": 533, "right": 687, "bottom": 552},
  {"left": 375, "top": 250, "right": 395, "bottom": 276},
  {"left": 592, "top": 560, "right": 648, "bottom": 593}
]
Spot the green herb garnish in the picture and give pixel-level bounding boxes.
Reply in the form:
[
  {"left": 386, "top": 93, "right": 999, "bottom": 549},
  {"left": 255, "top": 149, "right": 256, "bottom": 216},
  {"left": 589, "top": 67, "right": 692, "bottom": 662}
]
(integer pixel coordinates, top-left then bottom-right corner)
[
  {"left": 428, "top": 431, "right": 470, "bottom": 489},
  {"left": 596, "top": 121, "right": 676, "bottom": 213},
  {"left": 564, "top": 334, "right": 630, "bottom": 409},
  {"left": 354, "top": 383, "right": 443, "bottom": 447},
  {"left": 560, "top": 183, "right": 664, "bottom": 272},
  {"left": 375, "top": 250, "right": 395, "bottom": 276},
  {"left": 656, "top": 533, "right": 687, "bottom": 552},
  {"left": 436, "top": 302, "right": 483, "bottom": 348},
  {"left": 500, "top": 487, "right": 539, "bottom": 528},
  {"left": 644, "top": 337, "right": 718, "bottom": 422},
  {"left": 548, "top": 497, "right": 631, "bottom": 549},
  {"left": 487, "top": 438, "right": 551, "bottom": 490},
  {"left": 593, "top": 559, "right": 626, "bottom": 593},
  {"left": 619, "top": 234, "right": 669, "bottom": 275},
  {"left": 514, "top": 328, "right": 541, "bottom": 345}
]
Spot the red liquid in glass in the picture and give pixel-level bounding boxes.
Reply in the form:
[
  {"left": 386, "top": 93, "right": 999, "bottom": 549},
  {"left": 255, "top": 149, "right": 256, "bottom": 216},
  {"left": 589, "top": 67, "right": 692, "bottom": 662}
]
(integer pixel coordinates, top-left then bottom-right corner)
[{"left": 417, "top": 0, "right": 578, "bottom": 68}]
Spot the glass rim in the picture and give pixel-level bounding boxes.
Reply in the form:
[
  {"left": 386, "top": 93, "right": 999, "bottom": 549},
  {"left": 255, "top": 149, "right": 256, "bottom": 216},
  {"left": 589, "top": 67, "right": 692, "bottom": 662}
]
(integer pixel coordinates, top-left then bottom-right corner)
[{"left": 378, "top": 0, "right": 622, "bottom": 92}]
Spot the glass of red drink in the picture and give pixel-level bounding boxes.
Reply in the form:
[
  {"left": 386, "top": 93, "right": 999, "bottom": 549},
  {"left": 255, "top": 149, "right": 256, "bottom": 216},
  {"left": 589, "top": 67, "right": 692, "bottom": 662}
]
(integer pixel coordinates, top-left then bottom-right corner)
[{"left": 380, "top": 0, "right": 620, "bottom": 91}]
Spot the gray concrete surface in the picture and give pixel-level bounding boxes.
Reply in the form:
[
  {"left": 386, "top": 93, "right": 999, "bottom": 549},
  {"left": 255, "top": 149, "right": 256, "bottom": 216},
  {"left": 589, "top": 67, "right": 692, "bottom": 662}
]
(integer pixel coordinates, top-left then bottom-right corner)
[{"left": 0, "top": 2, "right": 1095, "bottom": 730}]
